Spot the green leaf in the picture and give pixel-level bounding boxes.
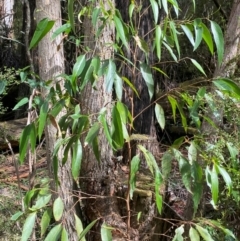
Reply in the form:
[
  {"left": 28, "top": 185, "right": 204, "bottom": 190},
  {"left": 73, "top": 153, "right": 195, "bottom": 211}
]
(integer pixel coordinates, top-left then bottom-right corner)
[
  {"left": 193, "top": 18, "right": 203, "bottom": 51},
  {"left": 161, "top": 0, "right": 168, "bottom": 14},
  {"left": 41, "top": 208, "right": 52, "bottom": 237},
  {"left": 50, "top": 99, "right": 65, "bottom": 117},
  {"left": 21, "top": 212, "right": 37, "bottom": 241},
  {"left": 168, "top": 0, "right": 179, "bottom": 16},
  {"left": 195, "top": 225, "right": 214, "bottom": 241},
  {"left": 191, "top": 162, "right": 203, "bottom": 215},
  {"left": 68, "top": 0, "right": 75, "bottom": 33},
  {"left": 114, "top": 15, "right": 129, "bottom": 50},
  {"left": 181, "top": 24, "right": 194, "bottom": 46},
  {"left": 179, "top": 156, "right": 192, "bottom": 193},
  {"left": 101, "top": 223, "right": 113, "bottom": 241},
  {"left": 189, "top": 227, "right": 200, "bottom": 241},
  {"left": 170, "top": 21, "right": 180, "bottom": 57},
  {"left": 190, "top": 58, "right": 206, "bottom": 76},
  {"left": 0, "top": 80, "right": 6, "bottom": 94},
  {"left": 201, "top": 22, "right": 214, "bottom": 54},
  {"left": 161, "top": 151, "right": 173, "bottom": 180},
  {"left": 19, "top": 124, "right": 32, "bottom": 163},
  {"left": 218, "top": 165, "right": 232, "bottom": 193},
  {"left": 172, "top": 225, "right": 184, "bottom": 241},
  {"left": 114, "top": 74, "right": 123, "bottom": 100},
  {"left": 38, "top": 101, "right": 48, "bottom": 141},
  {"left": 78, "top": 219, "right": 98, "bottom": 241},
  {"left": 167, "top": 95, "right": 177, "bottom": 123},
  {"left": 210, "top": 20, "right": 224, "bottom": 65},
  {"left": 53, "top": 197, "right": 64, "bottom": 222},
  {"left": 74, "top": 214, "right": 85, "bottom": 241},
  {"left": 213, "top": 78, "right": 240, "bottom": 98},
  {"left": 29, "top": 18, "right": 55, "bottom": 50},
  {"left": 188, "top": 141, "right": 197, "bottom": 164},
  {"left": 72, "top": 55, "right": 86, "bottom": 82},
  {"left": 150, "top": 0, "right": 159, "bottom": 24},
  {"left": 129, "top": 3, "right": 135, "bottom": 20},
  {"left": 98, "top": 112, "right": 115, "bottom": 150},
  {"left": 140, "top": 62, "right": 154, "bottom": 99},
  {"left": 52, "top": 23, "right": 71, "bottom": 40},
  {"left": 122, "top": 76, "right": 139, "bottom": 98},
  {"left": 84, "top": 122, "right": 101, "bottom": 147},
  {"left": 61, "top": 228, "right": 69, "bottom": 241},
  {"left": 163, "top": 41, "right": 177, "bottom": 61},
  {"left": 45, "top": 223, "right": 62, "bottom": 241},
  {"left": 105, "top": 59, "right": 116, "bottom": 92},
  {"left": 72, "top": 139, "right": 82, "bottom": 181},
  {"left": 30, "top": 193, "right": 52, "bottom": 211},
  {"left": 29, "top": 122, "right": 37, "bottom": 153},
  {"left": 11, "top": 211, "right": 23, "bottom": 221},
  {"left": 13, "top": 97, "right": 28, "bottom": 110},
  {"left": 176, "top": 102, "right": 187, "bottom": 132},
  {"left": 155, "top": 25, "right": 162, "bottom": 60},
  {"left": 130, "top": 155, "right": 140, "bottom": 199},
  {"left": 112, "top": 105, "right": 124, "bottom": 149},
  {"left": 171, "top": 137, "right": 185, "bottom": 149},
  {"left": 155, "top": 104, "right": 165, "bottom": 130},
  {"left": 155, "top": 170, "right": 163, "bottom": 214},
  {"left": 211, "top": 164, "right": 219, "bottom": 206},
  {"left": 92, "top": 7, "right": 100, "bottom": 27}
]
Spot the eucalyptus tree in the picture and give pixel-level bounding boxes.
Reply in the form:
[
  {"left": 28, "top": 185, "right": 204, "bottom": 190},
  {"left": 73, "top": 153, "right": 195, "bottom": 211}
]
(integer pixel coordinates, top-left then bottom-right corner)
[{"left": 14, "top": 0, "right": 240, "bottom": 240}]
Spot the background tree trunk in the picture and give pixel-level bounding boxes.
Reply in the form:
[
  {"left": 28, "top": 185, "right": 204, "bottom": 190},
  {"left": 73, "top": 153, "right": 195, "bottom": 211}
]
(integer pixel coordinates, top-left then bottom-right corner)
[{"left": 35, "top": 1, "right": 78, "bottom": 240}]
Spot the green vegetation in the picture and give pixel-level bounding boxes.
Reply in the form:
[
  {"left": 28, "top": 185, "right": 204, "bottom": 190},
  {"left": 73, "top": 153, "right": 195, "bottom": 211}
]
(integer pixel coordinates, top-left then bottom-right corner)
[{"left": 0, "top": 0, "right": 240, "bottom": 240}]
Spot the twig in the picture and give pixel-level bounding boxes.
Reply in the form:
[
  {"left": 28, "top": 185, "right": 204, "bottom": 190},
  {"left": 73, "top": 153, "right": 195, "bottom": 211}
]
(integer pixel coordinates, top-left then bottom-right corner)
[{"left": 4, "top": 137, "right": 23, "bottom": 203}]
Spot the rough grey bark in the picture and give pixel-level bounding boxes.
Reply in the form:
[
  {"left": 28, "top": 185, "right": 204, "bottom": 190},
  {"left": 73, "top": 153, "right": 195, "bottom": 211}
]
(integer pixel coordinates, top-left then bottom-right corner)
[
  {"left": 79, "top": 1, "right": 141, "bottom": 240},
  {"left": 35, "top": 1, "right": 78, "bottom": 240}
]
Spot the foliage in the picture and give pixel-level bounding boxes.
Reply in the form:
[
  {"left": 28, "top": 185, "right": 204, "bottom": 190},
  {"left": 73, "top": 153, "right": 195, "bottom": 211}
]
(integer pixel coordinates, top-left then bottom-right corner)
[
  {"left": 0, "top": 67, "right": 19, "bottom": 115},
  {"left": 12, "top": 0, "right": 240, "bottom": 240}
]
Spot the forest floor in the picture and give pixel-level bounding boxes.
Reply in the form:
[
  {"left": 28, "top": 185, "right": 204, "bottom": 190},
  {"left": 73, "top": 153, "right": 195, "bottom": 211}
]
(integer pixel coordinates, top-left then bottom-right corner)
[{"left": 0, "top": 148, "right": 46, "bottom": 241}]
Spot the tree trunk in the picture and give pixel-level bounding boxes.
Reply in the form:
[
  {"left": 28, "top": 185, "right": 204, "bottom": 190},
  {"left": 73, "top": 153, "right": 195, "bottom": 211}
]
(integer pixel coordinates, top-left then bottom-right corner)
[{"left": 35, "top": 1, "right": 78, "bottom": 240}]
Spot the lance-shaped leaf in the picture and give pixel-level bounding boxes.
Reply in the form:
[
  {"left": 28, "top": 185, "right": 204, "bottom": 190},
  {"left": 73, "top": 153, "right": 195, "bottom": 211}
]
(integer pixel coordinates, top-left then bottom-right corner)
[
  {"left": 61, "top": 228, "right": 69, "bottom": 241},
  {"left": 190, "top": 58, "right": 206, "bottom": 76},
  {"left": 72, "top": 139, "right": 82, "bottom": 181},
  {"left": 13, "top": 97, "right": 29, "bottom": 110},
  {"left": 79, "top": 219, "right": 98, "bottom": 241},
  {"left": 210, "top": 20, "right": 224, "bottom": 65},
  {"left": 68, "top": 0, "right": 75, "bottom": 33},
  {"left": 53, "top": 197, "right": 64, "bottom": 221},
  {"left": 52, "top": 23, "right": 71, "bottom": 40},
  {"left": 170, "top": 21, "right": 180, "bottom": 57},
  {"left": 150, "top": 0, "right": 159, "bottom": 24},
  {"left": 189, "top": 227, "right": 200, "bottom": 241},
  {"left": 181, "top": 24, "right": 194, "bottom": 47},
  {"left": 130, "top": 155, "right": 140, "bottom": 199},
  {"left": 21, "top": 212, "right": 37, "bottom": 241},
  {"left": 41, "top": 208, "right": 52, "bottom": 237},
  {"left": 140, "top": 62, "right": 154, "bottom": 99},
  {"left": 211, "top": 164, "right": 219, "bottom": 207},
  {"left": 114, "top": 15, "right": 129, "bottom": 50},
  {"left": 201, "top": 22, "right": 213, "bottom": 54},
  {"left": 104, "top": 59, "right": 116, "bottom": 92},
  {"left": 75, "top": 214, "right": 86, "bottom": 241},
  {"left": 45, "top": 223, "right": 62, "bottom": 241},
  {"left": 72, "top": 55, "right": 86, "bottom": 83},
  {"left": 155, "top": 25, "right": 163, "bottom": 60},
  {"left": 155, "top": 103, "right": 165, "bottom": 130},
  {"left": 193, "top": 18, "right": 203, "bottom": 51},
  {"left": 101, "top": 223, "right": 113, "bottom": 241},
  {"left": 217, "top": 165, "right": 232, "bottom": 193},
  {"left": 29, "top": 18, "right": 55, "bottom": 50},
  {"left": 195, "top": 225, "right": 214, "bottom": 241},
  {"left": 84, "top": 122, "right": 101, "bottom": 147},
  {"left": 112, "top": 105, "right": 124, "bottom": 149},
  {"left": 172, "top": 225, "right": 184, "bottom": 241},
  {"left": 38, "top": 101, "right": 48, "bottom": 141}
]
